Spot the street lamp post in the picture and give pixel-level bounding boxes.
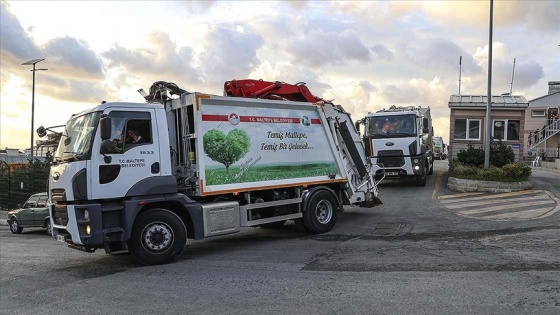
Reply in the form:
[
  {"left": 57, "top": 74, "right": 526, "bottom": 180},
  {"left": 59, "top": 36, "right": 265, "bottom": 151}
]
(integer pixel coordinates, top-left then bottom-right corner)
[
  {"left": 21, "top": 58, "right": 48, "bottom": 161},
  {"left": 484, "top": 0, "right": 494, "bottom": 168}
]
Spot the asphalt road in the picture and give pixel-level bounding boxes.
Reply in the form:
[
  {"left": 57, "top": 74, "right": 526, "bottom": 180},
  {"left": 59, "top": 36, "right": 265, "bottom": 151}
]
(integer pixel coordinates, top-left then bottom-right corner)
[{"left": 1, "top": 160, "right": 559, "bottom": 315}]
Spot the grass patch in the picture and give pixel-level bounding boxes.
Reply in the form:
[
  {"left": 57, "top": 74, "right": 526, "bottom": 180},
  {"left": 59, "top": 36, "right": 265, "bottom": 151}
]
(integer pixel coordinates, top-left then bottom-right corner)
[{"left": 205, "top": 163, "right": 338, "bottom": 185}]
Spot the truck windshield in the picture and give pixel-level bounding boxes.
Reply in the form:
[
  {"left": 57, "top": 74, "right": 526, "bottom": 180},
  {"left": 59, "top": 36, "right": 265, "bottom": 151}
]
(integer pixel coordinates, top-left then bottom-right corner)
[
  {"left": 53, "top": 112, "right": 101, "bottom": 162},
  {"left": 365, "top": 114, "right": 416, "bottom": 138}
]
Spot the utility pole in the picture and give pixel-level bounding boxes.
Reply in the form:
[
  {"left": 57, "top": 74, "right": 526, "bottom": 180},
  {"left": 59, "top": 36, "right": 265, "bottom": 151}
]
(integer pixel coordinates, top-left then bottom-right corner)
[{"left": 484, "top": 0, "right": 493, "bottom": 168}]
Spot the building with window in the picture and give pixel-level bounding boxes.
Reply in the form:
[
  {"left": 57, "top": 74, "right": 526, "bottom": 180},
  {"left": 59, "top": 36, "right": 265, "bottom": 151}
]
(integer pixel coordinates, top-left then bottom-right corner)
[
  {"left": 448, "top": 94, "right": 528, "bottom": 162},
  {"left": 524, "top": 81, "right": 560, "bottom": 159}
]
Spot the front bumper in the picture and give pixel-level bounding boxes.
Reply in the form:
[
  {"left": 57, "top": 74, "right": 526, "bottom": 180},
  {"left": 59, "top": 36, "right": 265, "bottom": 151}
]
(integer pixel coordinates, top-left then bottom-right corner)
[{"left": 52, "top": 203, "right": 109, "bottom": 248}]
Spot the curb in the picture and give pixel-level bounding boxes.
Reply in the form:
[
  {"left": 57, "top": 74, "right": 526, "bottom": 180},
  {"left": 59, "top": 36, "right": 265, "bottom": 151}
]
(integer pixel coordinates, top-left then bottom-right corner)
[{"left": 447, "top": 176, "right": 532, "bottom": 193}]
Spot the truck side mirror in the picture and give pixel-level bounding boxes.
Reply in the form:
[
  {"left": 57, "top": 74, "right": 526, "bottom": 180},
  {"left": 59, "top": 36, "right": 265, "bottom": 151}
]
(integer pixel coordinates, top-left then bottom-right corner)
[
  {"left": 99, "top": 116, "right": 112, "bottom": 140},
  {"left": 37, "top": 126, "right": 47, "bottom": 138},
  {"left": 355, "top": 121, "right": 361, "bottom": 133},
  {"left": 422, "top": 117, "right": 429, "bottom": 133}
]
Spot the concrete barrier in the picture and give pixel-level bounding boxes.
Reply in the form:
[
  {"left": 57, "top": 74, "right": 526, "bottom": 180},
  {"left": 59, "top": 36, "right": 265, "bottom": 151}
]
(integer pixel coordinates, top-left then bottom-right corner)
[{"left": 447, "top": 177, "right": 532, "bottom": 193}]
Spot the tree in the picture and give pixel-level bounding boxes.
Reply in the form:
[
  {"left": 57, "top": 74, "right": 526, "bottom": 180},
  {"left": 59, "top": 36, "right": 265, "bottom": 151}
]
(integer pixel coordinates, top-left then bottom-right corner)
[{"left": 203, "top": 129, "right": 250, "bottom": 172}]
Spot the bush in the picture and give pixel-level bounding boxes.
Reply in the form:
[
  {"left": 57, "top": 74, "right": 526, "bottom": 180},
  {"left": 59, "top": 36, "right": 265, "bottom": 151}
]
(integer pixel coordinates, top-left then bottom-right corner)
[
  {"left": 489, "top": 140, "right": 515, "bottom": 167},
  {"left": 478, "top": 166, "right": 505, "bottom": 181},
  {"left": 456, "top": 144, "right": 484, "bottom": 167},
  {"left": 501, "top": 162, "right": 531, "bottom": 180},
  {"left": 450, "top": 164, "right": 480, "bottom": 178}
]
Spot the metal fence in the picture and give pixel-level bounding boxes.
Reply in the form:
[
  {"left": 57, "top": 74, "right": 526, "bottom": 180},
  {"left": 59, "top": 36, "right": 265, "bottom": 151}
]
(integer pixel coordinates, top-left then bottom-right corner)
[{"left": 0, "top": 160, "right": 50, "bottom": 211}]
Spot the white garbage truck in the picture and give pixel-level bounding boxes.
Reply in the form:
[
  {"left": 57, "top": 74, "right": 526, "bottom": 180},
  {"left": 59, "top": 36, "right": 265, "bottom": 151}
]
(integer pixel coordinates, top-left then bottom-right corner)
[
  {"left": 432, "top": 136, "right": 444, "bottom": 160},
  {"left": 358, "top": 105, "right": 434, "bottom": 186},
  {"left": 46, "top": 80, "right": 383, "bottom": 265}
]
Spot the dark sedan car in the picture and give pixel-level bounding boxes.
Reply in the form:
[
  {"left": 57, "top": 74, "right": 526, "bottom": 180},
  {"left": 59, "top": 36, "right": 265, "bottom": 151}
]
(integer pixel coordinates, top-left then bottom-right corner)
[{"left": 7, "top": 192, "right": 52, "bottom": 235}]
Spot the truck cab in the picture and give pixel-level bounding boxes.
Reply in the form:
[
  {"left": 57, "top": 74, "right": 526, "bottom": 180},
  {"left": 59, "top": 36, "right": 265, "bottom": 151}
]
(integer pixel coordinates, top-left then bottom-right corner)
[{"left": 361, "top": 106, "right": 434, "bottom": 186}]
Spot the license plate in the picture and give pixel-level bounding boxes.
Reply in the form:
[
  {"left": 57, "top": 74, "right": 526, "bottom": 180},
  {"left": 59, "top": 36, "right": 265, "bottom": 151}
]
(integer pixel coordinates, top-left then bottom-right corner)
[
  {"left": 57, "top": 234, "right": 66, "bottom": 242},
  {"left": 386, "top": 172, "right": 398, "bottom": 176}
]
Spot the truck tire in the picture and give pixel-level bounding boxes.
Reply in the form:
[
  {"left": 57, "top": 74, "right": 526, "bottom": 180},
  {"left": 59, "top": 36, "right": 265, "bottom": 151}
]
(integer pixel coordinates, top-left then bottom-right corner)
[
  {"left": 302, "top": 190, "right": 338, "bottom": 233},
  {"left": 128, "top": 208, "right": 187, "bottom": 265},
  {"left": 428, "top": 160, "right": 434, "bottom": 175},
  {"left": 416, "top": 174, "right": 427, "bottom": 186}
]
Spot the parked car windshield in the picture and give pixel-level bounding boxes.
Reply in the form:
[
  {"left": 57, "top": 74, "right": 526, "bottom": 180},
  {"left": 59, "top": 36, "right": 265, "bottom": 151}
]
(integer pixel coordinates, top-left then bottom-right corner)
[{"left": 54, "top": 112, "right": 101, "bottom": 162}]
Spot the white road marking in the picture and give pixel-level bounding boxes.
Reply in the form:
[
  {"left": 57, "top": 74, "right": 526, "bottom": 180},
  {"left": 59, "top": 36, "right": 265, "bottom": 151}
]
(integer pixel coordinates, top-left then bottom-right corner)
[
  {"left": 444, "top": 195, "right": 549, "bottom": 209},
  {"left": 438, "top": 190, "right": 560, "bottom": 221},
  {"left": 458, "top": 200, "right": 555, "bottom": 215},
  {"left": 482, "top": 207, "right": 558, "bottom": 220},
  {"left": 439, "top": 190, "right": 539, "bottom": 204},
  {"left": 437, "top": 192, "right": 484, "bottom": 199}
]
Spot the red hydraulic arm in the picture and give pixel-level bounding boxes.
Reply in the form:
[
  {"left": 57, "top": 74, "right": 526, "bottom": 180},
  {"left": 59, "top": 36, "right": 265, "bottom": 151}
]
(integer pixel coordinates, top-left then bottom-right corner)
[{"left": 224, "top": 79, "right": 332, "bottom": 104}]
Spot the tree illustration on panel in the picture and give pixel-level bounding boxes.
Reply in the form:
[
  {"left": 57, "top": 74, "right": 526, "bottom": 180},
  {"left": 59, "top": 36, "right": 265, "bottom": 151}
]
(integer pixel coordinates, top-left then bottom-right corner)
[{"left": 203, "top": 129, "right": 250, "bottom": 172}]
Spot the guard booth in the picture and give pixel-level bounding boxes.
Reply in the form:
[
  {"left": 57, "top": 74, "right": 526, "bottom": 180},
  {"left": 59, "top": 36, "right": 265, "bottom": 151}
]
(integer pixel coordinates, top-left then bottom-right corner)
[{"left": 448, "top": 94, "right": 528, "bottom": 162}]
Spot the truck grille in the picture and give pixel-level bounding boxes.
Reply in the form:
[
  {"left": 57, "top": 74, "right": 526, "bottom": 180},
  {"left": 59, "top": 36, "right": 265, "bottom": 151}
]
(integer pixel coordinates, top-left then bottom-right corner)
[
  {"left": 377, "top": 150, "right": 405, "bottom": 167},
  {"left": 51, "top": 189, "right": 68, "bottom": 226}
]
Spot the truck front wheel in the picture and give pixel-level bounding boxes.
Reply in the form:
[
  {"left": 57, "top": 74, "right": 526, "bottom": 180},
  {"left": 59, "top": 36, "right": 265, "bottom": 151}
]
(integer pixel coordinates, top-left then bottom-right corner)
[
  {"left": 128, "top": 208, "right": 187, "bottom": 265},
  {"left": 302, "top": 190, "right": 338, "bottom": 233}
]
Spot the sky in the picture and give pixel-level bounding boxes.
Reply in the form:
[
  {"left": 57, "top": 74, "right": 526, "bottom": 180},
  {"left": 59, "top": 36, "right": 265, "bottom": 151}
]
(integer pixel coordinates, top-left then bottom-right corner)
[{"left": 1, "top": 0, "right": 559, "bottom": 150}]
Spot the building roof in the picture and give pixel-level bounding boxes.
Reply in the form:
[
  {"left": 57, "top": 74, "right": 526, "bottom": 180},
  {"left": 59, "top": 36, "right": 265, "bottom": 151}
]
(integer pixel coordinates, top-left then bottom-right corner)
[
  {"left": 528, "top": 91, "right": 560, "bottom": 108},
  {"left": 448, "top": 94, "right": 528, "bottom": 109}
]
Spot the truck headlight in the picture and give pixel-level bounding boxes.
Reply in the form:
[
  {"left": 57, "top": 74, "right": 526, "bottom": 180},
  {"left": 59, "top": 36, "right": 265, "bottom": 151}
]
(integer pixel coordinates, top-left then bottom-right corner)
[
  {"left": 84, "top": 210, "right": 90, "bottom": 220},
  {"left": 413, "top": 158, "right": 419, "bottom": 164},
  {"left": 86, "top": 225, "right": 91, "bottom": 235},
  {"left": 414, "top": 165, "right": 420, "bottom": 171}
]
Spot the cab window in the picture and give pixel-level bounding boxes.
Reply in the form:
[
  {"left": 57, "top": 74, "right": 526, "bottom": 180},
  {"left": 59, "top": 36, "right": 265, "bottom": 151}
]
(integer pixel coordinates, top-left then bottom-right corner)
[{"left": 104, "top": 111, "right": 152, "bottom": 154}]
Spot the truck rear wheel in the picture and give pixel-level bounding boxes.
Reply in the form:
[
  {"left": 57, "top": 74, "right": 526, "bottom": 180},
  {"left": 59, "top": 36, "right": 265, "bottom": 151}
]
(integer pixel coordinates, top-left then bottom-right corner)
[
  {"left": 302, "top": 190, "right": 338, "bottom": 233},
  {"left": 128, "top": 208, "right": 187, "bottom": 265}
]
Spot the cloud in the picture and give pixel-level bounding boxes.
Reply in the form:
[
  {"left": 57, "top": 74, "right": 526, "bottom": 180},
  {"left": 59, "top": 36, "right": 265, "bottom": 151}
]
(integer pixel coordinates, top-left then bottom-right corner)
[
  {"left": 370, "top": 44, "right": 394, "bottom": 61},
  {"left": 198, "top": 25, "right": 263, "bottom": 85},
  {"left": 381, "top": 84, "right": 420, "bottom": 104},
  {"left": 493, "top": 59, "right": 544, "bottom": 92},
  {"left": 0, "top": 2, "right": 107, "bottom": 104},
  {"left": 473, "top": 42, "right": 545, "bottom": 93},
  {"left": 177, "top": 0, "right": 217, "bottom": 11},
  {"left": 0, "top": 1, "right": 42, "bottom": 89},
  {"left": 103, "top": 31, "right": 201, "bottom": 89},
  {"left": 42, "top": 37, "right": 104, "bottom": 79},
  {"left": 286, "top": 29, "right": 371, "bottom": 68},
  {"left": 39, "top": 79, "right": 108, "bottom": 103},
  {"left": 402, "top": 37, "right": 482, "bottom": 76},
  {"left": 0, "top": 1, "right": 41, "bottom": 60}
]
